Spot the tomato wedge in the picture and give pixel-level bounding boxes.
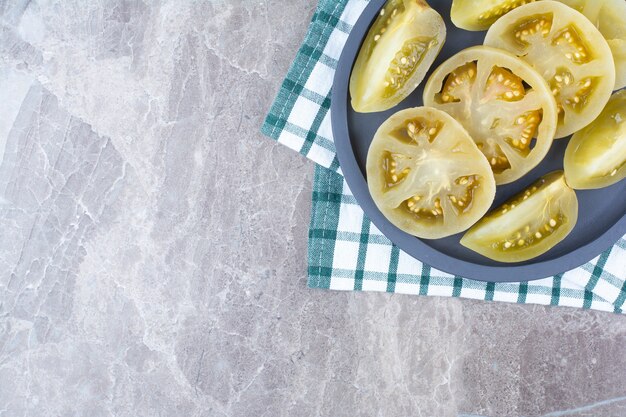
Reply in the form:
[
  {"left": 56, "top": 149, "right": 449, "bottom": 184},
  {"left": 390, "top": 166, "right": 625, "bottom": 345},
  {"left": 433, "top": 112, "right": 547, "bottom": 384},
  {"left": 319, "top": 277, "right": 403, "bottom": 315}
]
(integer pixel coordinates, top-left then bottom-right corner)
[
  {"left": 461, "top": 171, "right": 578, "bottom": 263},
  {"left": 451, "top": 0, "right": 535, "bottom": 31},
  {"left": 350, "top": 0, "right": 446, "bottom": 113},
  {"left": 564, "top": 89, "right": 626, "bottom": 189},
  {"left": 367, "top": 107, "right": 496, "bottom": 239},
  {"left": 557, "top": 0, "right": 626, "bottom": 89},
  {"left": 484, "top": 1, "right": 616, "bottom": 138},
  {"left": 423, "top": 46, "right": 558, "bottom": 185}
]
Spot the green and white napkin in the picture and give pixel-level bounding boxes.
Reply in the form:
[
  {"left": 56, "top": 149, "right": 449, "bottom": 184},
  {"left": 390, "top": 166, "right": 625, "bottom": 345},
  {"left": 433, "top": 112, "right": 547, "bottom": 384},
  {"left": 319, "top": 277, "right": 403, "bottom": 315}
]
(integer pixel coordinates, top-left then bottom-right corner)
[{"left": 261, "top": 0, "right": 626, "bottom": 313}]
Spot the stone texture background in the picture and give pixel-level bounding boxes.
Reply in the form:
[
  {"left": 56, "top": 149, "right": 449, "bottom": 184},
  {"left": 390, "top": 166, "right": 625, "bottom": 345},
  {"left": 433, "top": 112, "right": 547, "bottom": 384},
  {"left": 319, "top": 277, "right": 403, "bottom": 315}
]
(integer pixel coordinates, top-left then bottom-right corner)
[{"left": 0, "top": 1, "right": 625, "bottom": 416}]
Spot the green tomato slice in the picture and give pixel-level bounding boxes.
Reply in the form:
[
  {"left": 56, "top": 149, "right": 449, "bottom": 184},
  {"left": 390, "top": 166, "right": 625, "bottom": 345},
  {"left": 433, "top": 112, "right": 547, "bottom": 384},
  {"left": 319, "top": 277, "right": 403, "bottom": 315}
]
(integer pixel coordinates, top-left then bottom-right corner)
[
  {"left": 350, "top": 0, "right": 446, "bottom": 113},
  {"left": 461, "top": 171, "right": 578, "bottom": 263},
  {"left": 423, "top": 46, "right": 558, "bottom": 185},
  {"left": 367, "top": 107, "right": 496, "bottom": 239},
  {"left": 564, "top": 89, "right": 626, "bottom": 189},
  {"left": 484, "top": 1, "right": 616, "bottom": 138}
]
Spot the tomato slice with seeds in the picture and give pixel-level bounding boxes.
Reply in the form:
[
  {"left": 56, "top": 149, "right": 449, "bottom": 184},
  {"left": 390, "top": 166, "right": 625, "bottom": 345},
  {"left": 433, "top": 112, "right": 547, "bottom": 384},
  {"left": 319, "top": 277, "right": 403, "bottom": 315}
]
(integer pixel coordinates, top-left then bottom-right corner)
[
  {"left": 367, "top": 107, "right": 496, "bottom": 239},
  {"left": 451, "top": 0, "right": 535, "bottom": 31},
  {"left": 349, "top": 0, "right": 446, "bottom": 113},
  {"left": 423, "top": 46, "right": 558, "bottom": 185},
  {"left": 564, "top": 89, "right": 626, "bottom": 189},
  {"left": 484, "top": 1, "right": 616, "bottom": 138},
  {"left": 461, "top": 171, "right": 578, "bottom": 263},
  {"left": 557, "top": 0, "right": 626, "bottom": 89}
]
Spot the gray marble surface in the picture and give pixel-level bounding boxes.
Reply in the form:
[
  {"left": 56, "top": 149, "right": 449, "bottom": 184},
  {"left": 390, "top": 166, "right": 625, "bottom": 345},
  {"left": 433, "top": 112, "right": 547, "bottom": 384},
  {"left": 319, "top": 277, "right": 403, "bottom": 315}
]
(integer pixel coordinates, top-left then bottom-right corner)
[{"left": 1, "top": 1, "right": 626, "bottom": 416}]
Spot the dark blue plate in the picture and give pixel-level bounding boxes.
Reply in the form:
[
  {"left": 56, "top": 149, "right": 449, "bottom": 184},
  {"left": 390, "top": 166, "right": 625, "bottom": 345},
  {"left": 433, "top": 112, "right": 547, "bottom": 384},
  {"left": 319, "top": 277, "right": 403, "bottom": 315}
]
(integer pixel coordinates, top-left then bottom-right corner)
[{"left": 331, "top": 0, "right": 626, "bottom": 282}]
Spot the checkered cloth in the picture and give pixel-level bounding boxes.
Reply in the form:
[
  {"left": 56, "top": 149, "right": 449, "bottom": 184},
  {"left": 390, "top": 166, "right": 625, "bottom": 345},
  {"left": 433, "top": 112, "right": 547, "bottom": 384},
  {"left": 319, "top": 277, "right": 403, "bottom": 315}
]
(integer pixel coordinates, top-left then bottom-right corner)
[{"left": 261, "top": 0, "right": 626, "bottom": 313}]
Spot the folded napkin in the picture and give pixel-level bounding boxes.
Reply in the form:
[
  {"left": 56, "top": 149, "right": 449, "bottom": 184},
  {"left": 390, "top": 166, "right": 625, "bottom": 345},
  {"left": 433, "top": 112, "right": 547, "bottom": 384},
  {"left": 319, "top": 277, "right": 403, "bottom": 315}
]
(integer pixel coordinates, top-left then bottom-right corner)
[{"left": 261, "top": 0, "right": 626, "bottom": 313}]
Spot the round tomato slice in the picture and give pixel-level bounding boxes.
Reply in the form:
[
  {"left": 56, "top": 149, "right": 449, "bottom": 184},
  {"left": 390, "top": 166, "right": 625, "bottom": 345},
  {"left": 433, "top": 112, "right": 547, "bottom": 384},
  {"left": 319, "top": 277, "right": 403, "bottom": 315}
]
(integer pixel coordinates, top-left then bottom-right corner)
[
  {"left": 556, "top": 0, "right": 626, "bottom": 89},
  {"left": 366, "top": 107, "right": 496, "bottom": 239},
  {"left": 451, "top": 0, "right": 535, "bottom": 31},
  {"left": 564, "top": 89, "right": 626, "bottom": 189},
  {"left": 349, "top": 0, "right": 446, "bottom": 113},
  {"left": 461, "top": 171, "right": 578, "bottom": 263},
  {"left": 484, "top": 1, "right": 616, "bottom": 138},
  {"left": 423, "top": 46, "right": 558, "bottom": 185}
]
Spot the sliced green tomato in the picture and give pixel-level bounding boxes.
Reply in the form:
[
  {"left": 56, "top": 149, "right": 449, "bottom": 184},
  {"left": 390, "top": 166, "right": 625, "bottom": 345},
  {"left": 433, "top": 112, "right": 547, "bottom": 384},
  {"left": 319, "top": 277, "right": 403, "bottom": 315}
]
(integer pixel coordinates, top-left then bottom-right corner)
[
  {"left": 367, "top": 107, "right": 496, "bottom": 239},
  {"left": 451, "top": 0, "right": 536, "bottom": 31},
  {"left": 484, "top": 1, "right": 616, "bottom": 138},
  {"left": 461, "top": 171, "right": 578, "bottom": 263},
  {"left": 556, "top": 0, "right": 626, "bottom": 89},
  {"left": 423, "top": 46, "right": 558, "bottom": 185},
  {"left": 564, "top": 89, "right": 626, "bottom": 189},
  {"left": 350, "top": 0, "right": 446, "bottom": 113}
]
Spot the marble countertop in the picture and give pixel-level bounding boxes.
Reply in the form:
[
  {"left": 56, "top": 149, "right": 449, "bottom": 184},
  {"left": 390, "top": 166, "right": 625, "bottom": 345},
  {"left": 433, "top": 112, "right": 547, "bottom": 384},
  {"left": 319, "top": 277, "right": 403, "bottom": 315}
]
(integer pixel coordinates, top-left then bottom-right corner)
[{"left": 1, "top": 1, "right": 625, "bottom": 416}]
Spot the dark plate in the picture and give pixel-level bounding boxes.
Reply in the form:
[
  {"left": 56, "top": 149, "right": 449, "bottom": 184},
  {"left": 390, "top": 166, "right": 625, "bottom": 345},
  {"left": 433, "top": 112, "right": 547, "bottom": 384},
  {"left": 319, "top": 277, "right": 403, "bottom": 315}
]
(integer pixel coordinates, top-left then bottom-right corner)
[{"left": 332, "top": 0, "right": 626, "bottom": 282}]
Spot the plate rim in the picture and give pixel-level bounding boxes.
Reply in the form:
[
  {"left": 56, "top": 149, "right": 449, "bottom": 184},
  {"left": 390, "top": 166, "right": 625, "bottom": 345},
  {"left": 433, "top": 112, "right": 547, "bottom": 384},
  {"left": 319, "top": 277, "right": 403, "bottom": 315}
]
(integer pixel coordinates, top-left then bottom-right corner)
[{"left": 331, "top": 0, "right": 626, "bottom": 282}]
